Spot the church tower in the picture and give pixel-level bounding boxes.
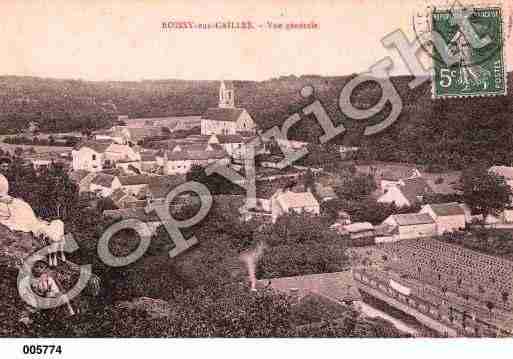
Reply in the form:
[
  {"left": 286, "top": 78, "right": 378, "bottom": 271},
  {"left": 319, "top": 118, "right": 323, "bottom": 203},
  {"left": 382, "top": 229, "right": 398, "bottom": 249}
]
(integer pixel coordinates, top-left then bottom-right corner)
[{"left": 219, "top": 80, "right": 235, "bottom": 108}]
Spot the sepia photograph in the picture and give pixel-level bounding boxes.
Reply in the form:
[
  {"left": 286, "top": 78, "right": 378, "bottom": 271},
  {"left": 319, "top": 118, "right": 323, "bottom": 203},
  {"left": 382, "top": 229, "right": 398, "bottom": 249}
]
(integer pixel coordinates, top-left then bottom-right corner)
[{"left": 1, "top": 0, "right": 513, "bottom": 357}]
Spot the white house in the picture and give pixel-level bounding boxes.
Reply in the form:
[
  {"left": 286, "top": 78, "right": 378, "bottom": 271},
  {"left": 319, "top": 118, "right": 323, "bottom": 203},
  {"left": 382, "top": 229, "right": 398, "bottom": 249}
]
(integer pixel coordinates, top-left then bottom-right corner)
[
  {"left": 158, "top": 143, "right": 230, "bottom": 175},
  {"left": 420, "top": 202, "right": 466, "bottom": 235},
  {"left": 377, "top": 165, "right": 422, "bottom": 193},
  {"left": 89, "top": 173, "right": 121, "bottom": 198},
  {"left": 72, "top": 140, "right": 141, "bottom": 172},
  {"left": 377, "top": 177, "right": 433, "bottom": 207},
  {"left": 201, "top": 81, "right": 257, "bottom": 136},
  {"left": 271, "top": 189, "right": 320, "bottom": 223},
  {"left": 382, "top": 213, "right": 437, "bottom": 240}
]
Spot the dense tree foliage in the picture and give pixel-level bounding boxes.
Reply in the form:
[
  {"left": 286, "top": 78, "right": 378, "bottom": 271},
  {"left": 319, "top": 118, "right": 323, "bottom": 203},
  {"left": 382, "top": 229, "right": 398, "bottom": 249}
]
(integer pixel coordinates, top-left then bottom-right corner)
[
  {"left": 2, "top": 73, "right": 512, "bottom": 170},
  {"left": 462, "top": 166, "right": 512, "bottom": 218}
]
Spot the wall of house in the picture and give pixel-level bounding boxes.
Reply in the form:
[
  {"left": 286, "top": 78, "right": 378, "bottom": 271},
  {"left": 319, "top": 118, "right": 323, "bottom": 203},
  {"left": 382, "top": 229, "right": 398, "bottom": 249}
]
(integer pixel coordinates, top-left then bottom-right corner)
[
  {"left": 420, "top": 207, "right": 465, "bottom": 235},
  {"left": 201, "top": 119, "right": 237, "bottom": 135},
  {"left": 398, "top": 223, "right": 437, "bottom": 240},
  {"left": 72, "top": 147, "right": 104, "bottom": 172},
  {"left": 104, "top": 146, "right": 140, "bottom": 163}
]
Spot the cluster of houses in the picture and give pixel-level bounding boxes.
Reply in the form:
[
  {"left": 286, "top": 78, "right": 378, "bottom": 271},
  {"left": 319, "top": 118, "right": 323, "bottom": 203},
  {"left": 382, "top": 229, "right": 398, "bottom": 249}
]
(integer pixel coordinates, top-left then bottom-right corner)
[
  {"left": 63, "top": 81, "right": 329, "bottom": 233},
  {"left": 9, "top": 81, "right": 513, "bottom": 247},
  {"left": 329, "top": 162, "right": 513, "bottom": 246}
]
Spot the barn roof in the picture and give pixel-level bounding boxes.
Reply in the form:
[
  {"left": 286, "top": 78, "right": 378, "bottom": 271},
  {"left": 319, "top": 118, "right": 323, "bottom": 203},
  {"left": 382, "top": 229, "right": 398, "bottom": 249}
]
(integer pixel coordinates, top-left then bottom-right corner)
[
  {"left": 277, "top": 190, "right": 319, "bottom": 209},
  {"left": 399, "top": 177, "right": 434, "bottom": 205},
  {"left": 258, "top": 271, "right": 360, "bottom": 303},
  {"left": 166, "top": 143, "right": 228, "bottom": 161},
  {"left": 426, "top": 202, "right": 465, "bottom": 217},
  {"left": 118, "top": 175, "right": 152, "bottom": 186},
  {"left": 392, "top": 213, "right": 434, "bottom": 226}
]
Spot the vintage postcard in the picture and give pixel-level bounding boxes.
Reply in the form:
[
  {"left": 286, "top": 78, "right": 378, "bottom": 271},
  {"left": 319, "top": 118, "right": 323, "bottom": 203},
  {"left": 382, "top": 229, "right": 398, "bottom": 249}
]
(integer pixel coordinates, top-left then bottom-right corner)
[{"left": 0, "top": 0, "right": 513, "bottom": 357}]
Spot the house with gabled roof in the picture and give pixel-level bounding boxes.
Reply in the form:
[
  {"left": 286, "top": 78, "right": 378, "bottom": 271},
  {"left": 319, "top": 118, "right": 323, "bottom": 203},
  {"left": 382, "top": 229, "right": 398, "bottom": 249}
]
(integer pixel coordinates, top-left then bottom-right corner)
[
  {"left": 201, "top": 81, "right": 257, "bottom": 136},
  {"left": 271, "top": 188, "right": 320, "bottom": 223},
  {"left": 377, "top": 177, "right": 433, "bottom": 208},
  {"left": 157, "top": 142, "right": 229, "bottom": 175},
  {"left": 71, "top": 140, "right": 141, "bottom": 172},
  {"left": 89, "top": 173, "right": 121, "bottom": 197},
  {"left": 420, "top": 202, "right": 466, "bottom": 235},
  {"left": 382, "top": 213, "right": 436, "bottom": 240}
]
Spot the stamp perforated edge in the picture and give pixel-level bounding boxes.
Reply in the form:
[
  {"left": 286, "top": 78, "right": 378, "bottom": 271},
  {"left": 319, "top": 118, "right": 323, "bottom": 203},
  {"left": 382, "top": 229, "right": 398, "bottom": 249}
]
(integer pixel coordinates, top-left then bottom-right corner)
[{"left": 427, "top": 4, "right": 508, "bottom": 99}]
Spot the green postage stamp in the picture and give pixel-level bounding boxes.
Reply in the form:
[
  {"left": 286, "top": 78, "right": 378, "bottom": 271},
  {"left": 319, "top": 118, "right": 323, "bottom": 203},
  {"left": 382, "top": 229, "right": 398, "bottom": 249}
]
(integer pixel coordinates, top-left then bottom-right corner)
[{"left": 431, "top": 5, "right": 506, "bottom": 98}]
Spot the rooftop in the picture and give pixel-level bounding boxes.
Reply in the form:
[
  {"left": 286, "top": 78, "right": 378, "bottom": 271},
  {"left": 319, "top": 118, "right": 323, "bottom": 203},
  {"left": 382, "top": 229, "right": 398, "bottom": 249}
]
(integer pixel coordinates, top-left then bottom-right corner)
[
  {"left": 74, "top": 140, "right": 112, "bottom": 153},
  {"left": 258, "top": 271, "right": 361, "bottom": 303},
  {"left": 391, "top": 212, "right": 434, "bottom": 226},
  {"left": 398, "top": 177, "right": 434, "bottom": 205},
  {"left": 277, "top": 190, "right": 319, "bottom": 209},
  {"left": 91, "top": 173, "right": 117, "bottom": 187},
  {"left": 425, "top": 202, "right": 465, "bottom": 217},
  {"left": 202, "top": 107, "right": 244, "bottom": 122}
]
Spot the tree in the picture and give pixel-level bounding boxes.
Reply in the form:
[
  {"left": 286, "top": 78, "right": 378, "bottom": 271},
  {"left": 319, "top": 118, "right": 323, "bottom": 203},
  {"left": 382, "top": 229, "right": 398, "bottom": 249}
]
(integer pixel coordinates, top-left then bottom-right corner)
[
  {"left": 462, "top": 166, "right": 512, "bottom": 219},
  {"left": 336, "top": 174, "right": 377, "bottom": 200}
]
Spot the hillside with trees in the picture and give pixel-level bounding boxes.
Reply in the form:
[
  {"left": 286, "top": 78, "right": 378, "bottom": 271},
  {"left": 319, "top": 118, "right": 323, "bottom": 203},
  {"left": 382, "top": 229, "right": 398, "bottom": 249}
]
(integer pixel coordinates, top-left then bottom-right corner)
[{"left": 1, "top": 73, "right": 512, "bottom": 169}]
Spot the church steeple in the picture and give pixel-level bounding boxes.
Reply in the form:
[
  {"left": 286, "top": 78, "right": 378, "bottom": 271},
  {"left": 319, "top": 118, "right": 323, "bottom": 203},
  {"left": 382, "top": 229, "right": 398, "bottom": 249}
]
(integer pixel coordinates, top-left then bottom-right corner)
[{"left": 219, "top": 80, "right": 235, "bottom": 108}]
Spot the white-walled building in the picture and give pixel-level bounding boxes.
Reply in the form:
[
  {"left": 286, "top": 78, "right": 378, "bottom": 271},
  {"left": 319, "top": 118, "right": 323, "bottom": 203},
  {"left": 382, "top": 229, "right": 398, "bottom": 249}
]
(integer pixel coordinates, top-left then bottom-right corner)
[
  {"left": 271, "top": 189, "right": 320, "bottom": 223},
  {"left": 420, "top": 203, "right": 466, "bottom": 235},
  {"left": 377, "top": 177, "right": 433, "bottom": 208},
  {"left": 72, "top": 140, "right": 141, "bottom": 172},
  {"left": 89, "top": 173, "right": 122, "bottom": 197},
  {"left": 201, "top": 81, "right": 257, "bottom": 136},
  {"left": 157, "top": 143, "right": 230, "bottom": 175},
  {"left": 382, "top": 213, "right": 437, "bottom": 240}
]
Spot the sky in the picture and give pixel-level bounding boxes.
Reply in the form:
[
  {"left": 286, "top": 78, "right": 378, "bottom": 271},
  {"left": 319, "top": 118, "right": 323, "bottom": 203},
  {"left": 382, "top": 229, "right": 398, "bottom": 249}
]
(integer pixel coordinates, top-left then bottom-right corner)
[{"left": 0, "top": 0, "right": 511, "bottom": 81}]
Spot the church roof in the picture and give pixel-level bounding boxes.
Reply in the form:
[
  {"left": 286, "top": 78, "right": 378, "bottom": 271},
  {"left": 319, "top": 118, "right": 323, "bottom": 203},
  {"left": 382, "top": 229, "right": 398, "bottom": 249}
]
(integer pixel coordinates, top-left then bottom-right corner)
[{"left": 202, "top": 107, "right": 244, "bottom": 122}]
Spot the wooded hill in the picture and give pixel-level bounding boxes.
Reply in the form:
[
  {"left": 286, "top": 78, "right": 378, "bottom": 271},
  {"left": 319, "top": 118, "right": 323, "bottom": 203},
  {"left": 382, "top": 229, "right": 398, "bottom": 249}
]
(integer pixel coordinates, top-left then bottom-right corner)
[{"left": 0, "top": 73, "right": 511, "bottom": 170}]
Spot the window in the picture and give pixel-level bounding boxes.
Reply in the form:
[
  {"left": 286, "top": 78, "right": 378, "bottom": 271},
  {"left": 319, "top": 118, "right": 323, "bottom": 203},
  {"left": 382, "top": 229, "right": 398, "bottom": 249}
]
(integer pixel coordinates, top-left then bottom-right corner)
[{"left": 92, "top": 154, "right": 97, "bottom": 161}]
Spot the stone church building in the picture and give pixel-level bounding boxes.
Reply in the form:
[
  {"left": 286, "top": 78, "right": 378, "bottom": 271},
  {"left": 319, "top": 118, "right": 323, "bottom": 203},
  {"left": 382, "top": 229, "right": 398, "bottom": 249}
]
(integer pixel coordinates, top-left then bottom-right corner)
[{"left": 201, "top": 81, "right": 257, "bottom": 136}]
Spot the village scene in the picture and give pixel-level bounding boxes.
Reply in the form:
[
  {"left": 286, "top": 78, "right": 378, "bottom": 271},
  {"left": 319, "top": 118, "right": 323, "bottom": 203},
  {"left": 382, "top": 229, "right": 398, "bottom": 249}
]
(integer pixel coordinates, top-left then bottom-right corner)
[
  {"left": 1, "top": 0, "right": 513, "bottom": 343},
  {"left": 0, "top": 74, "right": 512, "bottom": 339}
]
